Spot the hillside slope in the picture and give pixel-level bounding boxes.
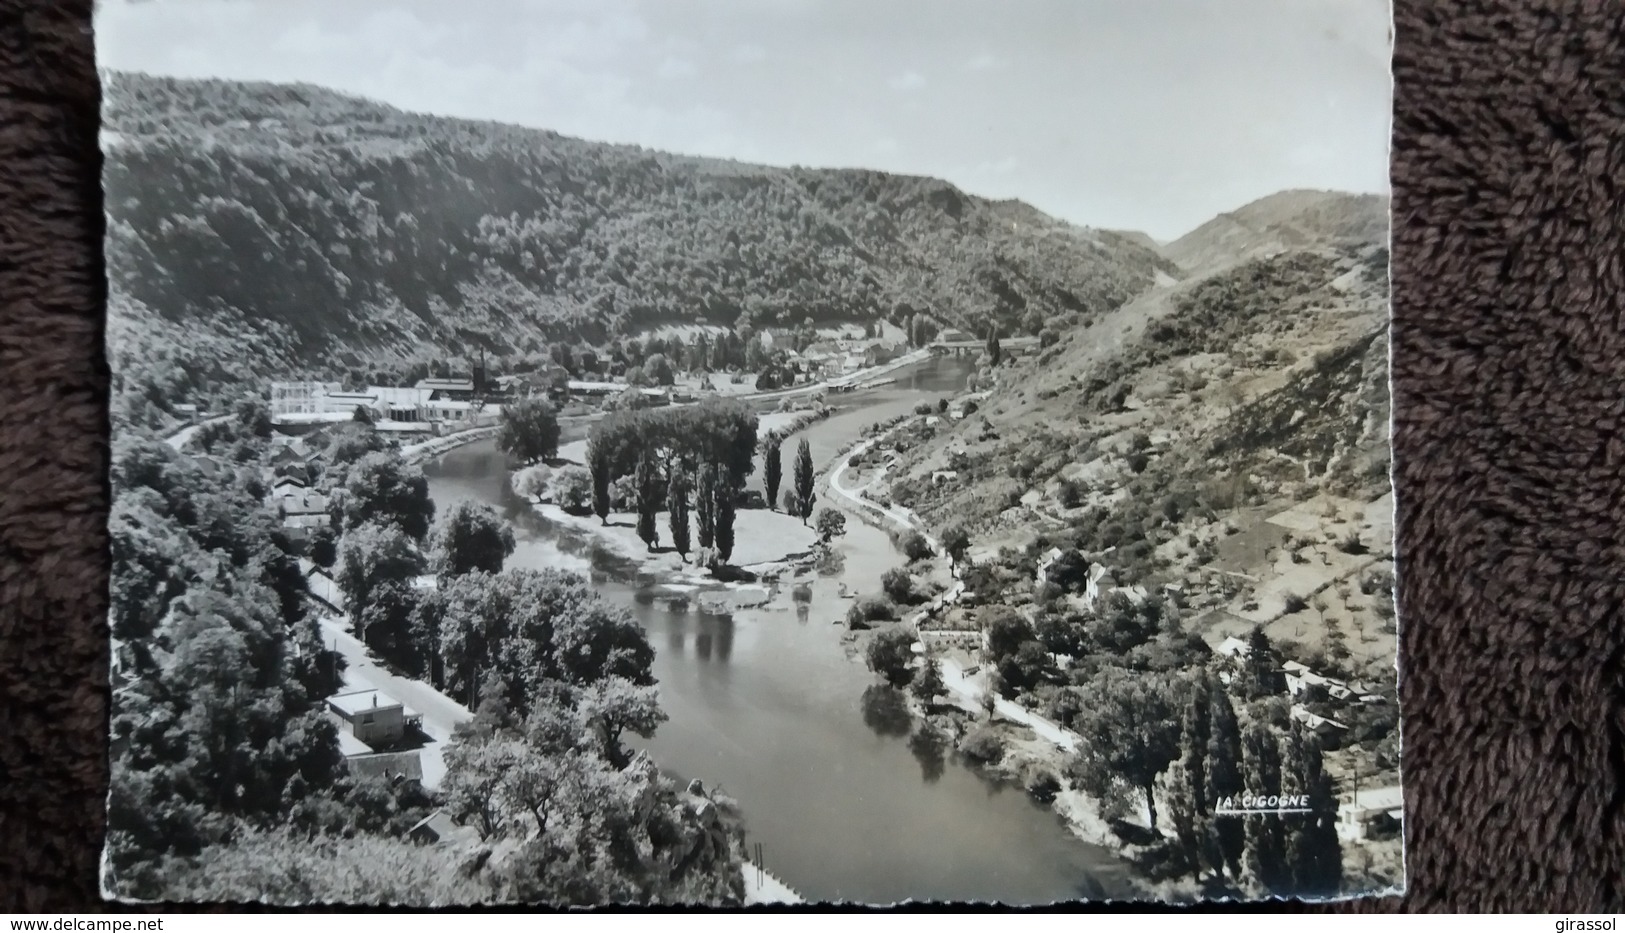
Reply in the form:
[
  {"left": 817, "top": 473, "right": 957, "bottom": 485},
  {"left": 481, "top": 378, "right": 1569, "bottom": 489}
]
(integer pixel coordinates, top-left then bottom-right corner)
[
  {"left": 102, "top": 72, "right": 1174, "bottom": 405},
  {"left": 1162, "top": 189, "right": 1389, "bottom": 276}
]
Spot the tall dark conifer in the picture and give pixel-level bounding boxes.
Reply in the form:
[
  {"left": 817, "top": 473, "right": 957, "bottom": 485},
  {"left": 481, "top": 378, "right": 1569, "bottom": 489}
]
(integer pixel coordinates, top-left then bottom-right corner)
[
  {"left": 763, "top": 433, "right": 783, "bottom": 512},
  {"left": 695, "top": 462, "right": 718, "bottom": 551},
  {"left": 793, "top": 439, "right": 815, "bottom": 525},
  {"left": 1242, "top": 721, "right": 1289, "bottom": 893},
  {"left": 667, "top": 470, "right": 691, "bottom": 558},
  {"left": 587, "top": 435, "right": 611, "bottom": 525},
  {"left": 715, "top": 482, "right": 736, "bottom": 565},
  {"left": 633, "top": 452, "right": 661, "bottom": 549},
  {"left": 1207, "top": 685, "right": 1246, "bottom": 879}
]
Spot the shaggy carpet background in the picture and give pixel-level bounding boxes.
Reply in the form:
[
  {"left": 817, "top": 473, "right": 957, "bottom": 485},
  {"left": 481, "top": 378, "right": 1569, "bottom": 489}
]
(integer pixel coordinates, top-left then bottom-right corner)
[{"left": 3, "top": 0, "right": 1623, "bottom": 913}]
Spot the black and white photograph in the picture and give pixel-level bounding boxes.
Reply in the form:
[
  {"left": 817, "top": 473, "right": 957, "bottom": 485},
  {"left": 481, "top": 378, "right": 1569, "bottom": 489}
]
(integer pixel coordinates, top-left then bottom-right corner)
[{"left": 97, "top": 0, "right": 1399, "bottom": 906}]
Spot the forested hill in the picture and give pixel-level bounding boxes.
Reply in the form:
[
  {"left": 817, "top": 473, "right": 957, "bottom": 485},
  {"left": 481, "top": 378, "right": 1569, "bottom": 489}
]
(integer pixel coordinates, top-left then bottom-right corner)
[{"left": 102, "top": 71, "right": 1176, "bottom": 397}]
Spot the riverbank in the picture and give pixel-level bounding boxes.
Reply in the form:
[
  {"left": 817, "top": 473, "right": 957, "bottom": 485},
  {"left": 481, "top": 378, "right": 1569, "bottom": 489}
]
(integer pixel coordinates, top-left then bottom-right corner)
[
  {"left": 531, "top": 501, "right": 819, "bottom": 583},
  {"left": 821, "top": 410, "right": 1155, "bottom": 883},
  {"left": 400, "top": 425, "right": 501, "bottom": 465}
]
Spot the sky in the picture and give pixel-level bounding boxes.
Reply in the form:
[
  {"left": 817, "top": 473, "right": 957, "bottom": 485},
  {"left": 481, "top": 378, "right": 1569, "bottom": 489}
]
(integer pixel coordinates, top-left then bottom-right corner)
[{"left": 95, "top": 0, "right": 1392, "bottom": 241}]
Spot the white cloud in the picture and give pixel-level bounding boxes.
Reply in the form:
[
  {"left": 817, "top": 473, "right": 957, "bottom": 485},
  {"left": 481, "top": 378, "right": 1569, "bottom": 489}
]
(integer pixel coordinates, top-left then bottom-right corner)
[
  {"left": 887, "top": 70, "right": 926, "bottom": 92},
  {"left": 729, "top": 43, "right": 767, "bottom": 64},
  {"left": 656, "top": 57, "right": 696, "bottom": 80},
  {"left": 965, "top": 52, "right": 1000, "bottom": 72}
]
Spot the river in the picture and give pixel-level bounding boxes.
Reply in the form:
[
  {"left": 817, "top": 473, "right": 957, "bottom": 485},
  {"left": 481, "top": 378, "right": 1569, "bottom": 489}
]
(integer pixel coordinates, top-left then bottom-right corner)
[{"left": 421, "top": 357, "right": 1132, "bottom": 904}]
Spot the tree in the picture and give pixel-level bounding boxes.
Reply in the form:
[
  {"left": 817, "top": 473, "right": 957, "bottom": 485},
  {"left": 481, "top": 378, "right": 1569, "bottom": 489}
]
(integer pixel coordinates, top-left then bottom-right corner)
[
  {"left": 792, "top": 439, "right": 815, "bottom": 525},
  {"left": 352, "top": 404, "right": 374, "bottom": 425},
  {"left": 940, "top": 525, "right": 971, "bottom": 563},
  {"left": 983, "top": 609, "right": 1036, "bottom": 662},
  {"left": 695, "top": 462, "right": 718, "bottom": 552},
  {"left": 898, "top": 530, "right": 934, "bottom": 562},
  {"left": 633, "top": 452, "right": 661, "bottom": 549},
  {"left": 1242, "top": 722, "right": 1290, "bottom": 893},
  {"left": 911, "top": 655, "right": 946, "bottom": 703},
  {"left": 643, "top": 353, "right": 675, "bottom": 386},
  {"left": 667, "top": 470, "right": 691, "bottom": 558},
  {"left": 815, "top": 507, "right": 846, "bottom": 544},
  {"left": 1068, "top": 669, "right": 1184, "bottom": 830},
  {"left": 881, "top": 567, "right": 915, "bottom": 604},
  {"left": 586, "top": 435, "right": 611, "bottom": 524},
  {"left": 577, "top": 676, "right": 668, "bottom": 769},
  {"left": 356, "top": 579, "right": 422, "bottom": 671},
  {"left": 552, "top": 465, "right": 593, "bottom": 514},
  {"left": 433, "top": 500, "right": 516, "bottom": 577},
  {"left": 1281, "top": 725, "right": 1343, "bottom": 895},
  {"left": 1207, "top": 684, "right": 1246, "bottom": 879},
  {"left": 763, "top": 433, "right": 783, "bottom": 511},
  {"left": 234, "top": 396, "right": 272, "bottom": 438},
  {"left": 337, "top": 521, "right": 425, "bottom": 620},
  {"left": 497, "top": 397, "right": 560, "bottom": 465},
  {"left": 866, "top": 625, "right": 917, "bottom": 687},
  {"left": 512, "top": 464, "right": 551, "bottom": 503},
  {"left": 342, "top": 452, "right": 436, "bottom": 540},
  {"left": 308, "top": 523, "right": 338, "bottom": 569},
  {"left": 714, "top": 483, "right": 736, "bottom": 565},
  {"left": 1239, "top": 626, "right": 1287, "bottom": 699},
  {"left": 986, "top": 326, "right": 1003, "bottom": 366}
]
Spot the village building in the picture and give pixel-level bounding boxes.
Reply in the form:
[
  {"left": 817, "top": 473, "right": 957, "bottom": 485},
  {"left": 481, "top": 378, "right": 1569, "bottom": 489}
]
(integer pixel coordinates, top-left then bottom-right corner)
[
  {"left": 326, "top": 688, "right": 419, "bottom": 749},
  {"left": 299, "top": 558, "right": 345, "bottom": 615},
  {"left": 1337, "top": 785, "right": 1403, "bottom": 841}
]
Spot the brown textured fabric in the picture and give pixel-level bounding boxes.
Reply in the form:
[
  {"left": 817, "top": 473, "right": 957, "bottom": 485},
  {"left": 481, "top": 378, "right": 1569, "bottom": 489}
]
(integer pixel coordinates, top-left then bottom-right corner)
[{"left": 2, "top": 0, "right": 1622, "bottom": 913}]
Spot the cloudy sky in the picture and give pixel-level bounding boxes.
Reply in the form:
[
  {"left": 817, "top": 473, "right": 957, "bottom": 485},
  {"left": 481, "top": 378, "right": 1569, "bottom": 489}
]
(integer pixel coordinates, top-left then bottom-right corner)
[{"left": 95, "top": 0, "right": 1391, "bottom": 241}]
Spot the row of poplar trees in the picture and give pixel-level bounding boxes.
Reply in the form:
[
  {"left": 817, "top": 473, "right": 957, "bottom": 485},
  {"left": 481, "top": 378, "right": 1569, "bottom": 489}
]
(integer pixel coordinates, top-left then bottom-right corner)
[{"left": 1164, "top": 670, "right": 1343, "bottom": 897}]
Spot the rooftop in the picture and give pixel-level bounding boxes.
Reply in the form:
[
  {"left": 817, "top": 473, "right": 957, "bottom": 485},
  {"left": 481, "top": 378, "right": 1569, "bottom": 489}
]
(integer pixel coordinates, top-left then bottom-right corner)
[
  {"left": 416, "top": 378, "right": 475, "bottom": 391},
  {"left": 328, "top": 688, "right": 404, "bottom": 718}
]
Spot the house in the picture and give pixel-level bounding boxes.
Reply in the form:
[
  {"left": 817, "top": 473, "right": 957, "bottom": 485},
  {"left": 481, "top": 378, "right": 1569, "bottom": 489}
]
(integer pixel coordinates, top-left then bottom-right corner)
[
  {"left": 367, "top": 386, "right": 433, "bottom": 421},
  {"left": 1080, "top": 563, "right": 1111, "bottom": 608},
  {"left": 1215, "top": 635, "right": 1251, "bottom": 659},
  {"left": 271, "top": 488, "right": 331, "bottom": 539},
  {"left": 1290, "top": 704, "right": 1347, "bottom": 737},
  {"left": 1337, "top": 785, "right": 1403, "bottom": 841},
  {"left": 327, "top": 688, "right": 417, "bottom": 748},
  {"left": 299, "top": 558, "right": 346, "bottom": 614},
  {"left": 930, "top": 470, "right": 959, "bottom": 486},
  {"left": 566, "top": 380, "right": 624, "bottom": 398},
  {"left": 346, "top": 750, "right": 424, "bottom": 785},
  {"left": 407, "top": 810, "right": 462, "bottom": 846},
  {"left": 415, "top": 377, "right": 477, "bottom": 401},
  {"left": 864, "top": 344, "right": 905, "bottom": 367}
]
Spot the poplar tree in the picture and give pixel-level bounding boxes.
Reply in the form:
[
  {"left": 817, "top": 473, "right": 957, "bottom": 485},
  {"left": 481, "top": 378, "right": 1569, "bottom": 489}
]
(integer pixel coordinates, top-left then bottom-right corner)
[
  {"left": 715, "top": 482, "right": 736, "bottom": 565},
  {"left": 587, "top": 435, "right": 611, "bottom": 525},
  {"left": 1207, "top": 685, "right": 1246, "bottom": 879},
  {"left": 1281, "top": 724, "right": 1343, "bottom": 896},
  {"left": 763, "top": 432, "right": 783, "bottom": 512},
  {"left": 793, "top": 439, "right": 815, "bottom": 526},
  {"left": 667, "top": 470, "right": 691, "bottom": 559},
  {"left": 695, "top": 462, "right": 718, "bottom": 552},
  {"left": 633, "top": 452, "right": 661, "bottom": 549},
  {"left": 1242, "top": 721, "right": 1289, "bottom": 893}
]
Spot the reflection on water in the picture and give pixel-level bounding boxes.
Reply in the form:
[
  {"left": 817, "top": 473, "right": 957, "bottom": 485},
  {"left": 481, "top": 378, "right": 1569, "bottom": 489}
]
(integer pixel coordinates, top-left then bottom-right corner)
[
  {"left": 420, "top": 358, "right": 1133, "bottom": 905},
  {"left": 861, "top": 684, "right": 914, "bottom": 739},
  {"left": 909, "top": 725, "right": 949, "bottom": 785}
]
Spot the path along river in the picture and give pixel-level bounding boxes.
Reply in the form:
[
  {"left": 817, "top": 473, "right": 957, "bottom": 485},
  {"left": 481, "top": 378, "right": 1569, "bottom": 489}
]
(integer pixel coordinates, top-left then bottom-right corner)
[{"left": 421, "top": 357, "right": 1132, "bottom": 905}]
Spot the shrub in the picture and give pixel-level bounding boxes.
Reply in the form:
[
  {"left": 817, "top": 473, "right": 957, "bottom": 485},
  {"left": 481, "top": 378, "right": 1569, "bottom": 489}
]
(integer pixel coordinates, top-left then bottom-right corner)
[
  {"left": 866, "top": 625, "right": 918, "bottom": 687},
  {"left": 896, "top": 529, "right": 934, "bottom": 562},
  {"left": 881, "top": 568, "right": 916, "bottom": 604},
  {"left": 855, "top": 595, "right": 897, "bottom": 623},
  {"left": 1338, "top": 532, "right": 1368, "bottom": 555},
  {"left": 1283, "top": 593, "right": 1309, "bottom": 614},
  {"left": 959, "top": 726, "right": 1004, "bottom": 764}
]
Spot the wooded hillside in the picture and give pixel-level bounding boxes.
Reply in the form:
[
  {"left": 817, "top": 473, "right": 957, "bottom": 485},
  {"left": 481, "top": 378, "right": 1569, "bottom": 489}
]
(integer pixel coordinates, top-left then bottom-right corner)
[{"left": 103, "top": 71, "right": 1175, "bottom": 404}]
